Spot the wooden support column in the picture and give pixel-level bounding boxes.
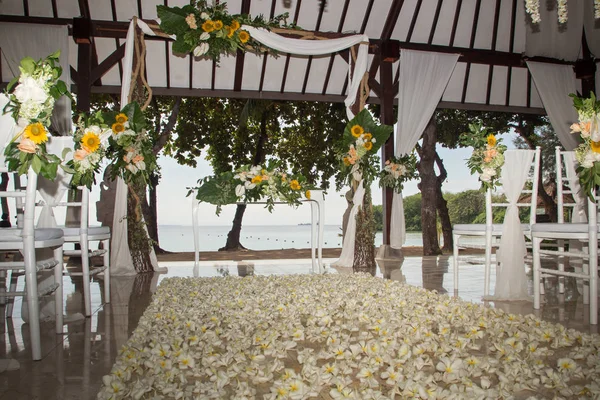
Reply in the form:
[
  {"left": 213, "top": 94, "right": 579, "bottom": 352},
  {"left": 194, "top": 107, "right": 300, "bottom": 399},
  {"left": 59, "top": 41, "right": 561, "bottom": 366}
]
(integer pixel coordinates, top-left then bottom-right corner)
[
  {"left": 577, "top": 32, "right": 596, "bottom": 98},
  {"left": 73, "top": 17, "right": 93, "bottom": 112}
]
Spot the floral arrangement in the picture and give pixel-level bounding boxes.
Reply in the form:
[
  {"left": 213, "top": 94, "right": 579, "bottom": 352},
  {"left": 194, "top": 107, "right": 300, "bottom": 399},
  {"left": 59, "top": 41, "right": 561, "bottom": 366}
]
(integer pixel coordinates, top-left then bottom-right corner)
[
  {"left": 2, "top": 51, "right": 71, "bottom": 179},
  {"left": 191, "top": 163, "right": 312, "bottom": 215},
  {"left": 98, "top": 273, "right": 600, "bottom": 399},
  {"left": 157, "top": 1, "right": 290, "bottom": 62},
  {"left": 340, "top": 109, "right": 393, "bottom": 186},
  {"left": 525, "top": 0, "right": 600, "bottom": 24},
  {"left": 378, "top": 153, "right": 418, "bottom": 193},
  {"left": 104, "top": 102, "right": 156, "bottom": 185},
  {"left": 570, "top": 92, "right": 600, "bottom": 199},
  {"left": 461, "top": 123, "right": 507, "bottom": 191}
]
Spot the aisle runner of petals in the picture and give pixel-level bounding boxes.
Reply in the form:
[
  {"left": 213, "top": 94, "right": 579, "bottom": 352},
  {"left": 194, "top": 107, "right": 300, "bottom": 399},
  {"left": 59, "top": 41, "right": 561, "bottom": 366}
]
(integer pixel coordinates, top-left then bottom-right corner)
[{"left": 99, "top": 274, "right": 600, "bottom": 399}]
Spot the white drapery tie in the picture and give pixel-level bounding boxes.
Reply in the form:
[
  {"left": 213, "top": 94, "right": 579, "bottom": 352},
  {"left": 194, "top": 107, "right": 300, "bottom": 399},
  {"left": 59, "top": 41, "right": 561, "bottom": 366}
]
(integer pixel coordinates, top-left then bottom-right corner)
[
  {"left": 391, "top": 50, "right": 459, "bottom": 248},
  {"left": 563, "top": 152, "right": 587, "bottom": 223},
  {"left": 493, "top": 150, "right": 535, "bottom": 301},
  {"left": 333, "top": 180, "right": 365, "bottom": 268}
]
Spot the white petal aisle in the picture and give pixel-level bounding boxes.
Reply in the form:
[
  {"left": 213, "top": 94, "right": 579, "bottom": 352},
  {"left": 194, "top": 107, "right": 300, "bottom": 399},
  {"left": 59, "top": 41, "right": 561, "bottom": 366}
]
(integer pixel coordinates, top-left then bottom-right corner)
[{"left": 98, "top": 274, "right": 600, "bottom": 399}]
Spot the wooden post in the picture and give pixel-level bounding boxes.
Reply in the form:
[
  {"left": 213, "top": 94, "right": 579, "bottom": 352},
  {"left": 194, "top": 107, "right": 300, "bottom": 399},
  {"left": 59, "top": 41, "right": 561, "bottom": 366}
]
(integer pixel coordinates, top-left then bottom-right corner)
[
  {"left": 74, "top": 17, "right": 93, "bottom": 113},
  {"left": 379, "top": 57, "right": 396, "bottom": 245}
]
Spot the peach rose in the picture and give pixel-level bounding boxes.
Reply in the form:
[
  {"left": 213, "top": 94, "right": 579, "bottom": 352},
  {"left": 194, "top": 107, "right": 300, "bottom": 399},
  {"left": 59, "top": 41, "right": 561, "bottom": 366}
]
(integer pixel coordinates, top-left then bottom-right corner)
[
  {"left": 570, "top": 123, "right": 582, "bottom": 133},
  {"left": 17, "top": 138, "right": 37, "bottom": 154},
  {"left": 132, "top": 154, "right": 144, "bottom": 163},
  {"left": 74, "top": 148, "right": 90, "bottom": 161}
]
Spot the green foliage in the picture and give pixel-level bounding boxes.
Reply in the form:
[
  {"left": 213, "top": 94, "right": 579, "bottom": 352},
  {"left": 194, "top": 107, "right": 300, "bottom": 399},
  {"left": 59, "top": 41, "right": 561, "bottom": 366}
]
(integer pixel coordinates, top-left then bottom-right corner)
[
  {"left": 447, "top": 190, "right": 485, "bottom": 225},
  {"left": 460, "top": 123, "right": 507, "bottom": 191},
  {"left": 372, "top": 205, "right": 383, "bottom": 231},
  {"left": 378, "top": 153, "right": 419, "bottom": 193}
]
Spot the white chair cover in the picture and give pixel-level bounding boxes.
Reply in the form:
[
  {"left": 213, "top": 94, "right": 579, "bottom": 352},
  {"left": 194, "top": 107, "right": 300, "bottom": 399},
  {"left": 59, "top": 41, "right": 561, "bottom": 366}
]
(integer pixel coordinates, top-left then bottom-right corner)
[
  {"left": 563, "top": 152, "right": 587, "bottom": 223},
  {"left": 333, "top": 180, "right": 365, "bottom": 268},
  {"left": 0, "top": 94, "right": 15, "bottom": 165},
  {"left": 493, "top": 150, "right": 535, "bottom": 301}
]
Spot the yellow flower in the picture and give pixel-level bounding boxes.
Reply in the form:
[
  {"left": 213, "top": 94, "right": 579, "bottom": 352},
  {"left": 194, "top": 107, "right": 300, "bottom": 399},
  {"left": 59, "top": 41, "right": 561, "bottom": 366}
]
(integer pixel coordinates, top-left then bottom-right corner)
[
  {"left": 364, "top": 141, "right": 373, "bottom": 151},
  {"left": 363, "top": 132, "right": 372, "bottom": 141},
  {"left": 225, "top": 26, "right": 235, "bottom": 38},
  {"left": 350, "top": 124, "right": 364, "bottom": 137},
  {"left": 231, "top": 20, "right": 240, "bottom": 31},
  {"left": 305, "top": 190, "right": 311, "bottom": 199},
  {"left": 202, "top": 20, "right": 215, "bottom": 32},
  {"left": 343, "top": 157, "right": 351, "bottom": 166},
  {"left": 238, "top": 30, "right": 250, "bottom": 43},
  {"left": 23, "top": 122, "right": 48, "bottom": 144},
  {"left": 487, "top": 134, "right": 497, "bottom": 147},
  {"left": 591, "top": 141, "right": 600, "bottom": 154},
  {"left": 81, "top": 131, "right": 101, "bottom": 153},
  {"left": 115, "top": 113, "right": 128, "bottom": 124},
  {"left": 290, "top": 180, "right": 301, "bottom": 190},
  {"left": 112, "top": 122, "right": 125, "bottom": 134},
  {"left": 213, "top": 20, "right": 224, "bottom": 30},
  {"left": 251, "top": 175, "right": 263, "bottom": 184}
]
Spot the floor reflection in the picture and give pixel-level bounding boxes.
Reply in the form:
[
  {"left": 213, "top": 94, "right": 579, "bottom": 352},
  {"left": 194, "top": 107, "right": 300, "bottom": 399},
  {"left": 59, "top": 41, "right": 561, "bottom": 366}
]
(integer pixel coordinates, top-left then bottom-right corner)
[{"left": 0, "top": 255, "right": 596, "bottom": 399}]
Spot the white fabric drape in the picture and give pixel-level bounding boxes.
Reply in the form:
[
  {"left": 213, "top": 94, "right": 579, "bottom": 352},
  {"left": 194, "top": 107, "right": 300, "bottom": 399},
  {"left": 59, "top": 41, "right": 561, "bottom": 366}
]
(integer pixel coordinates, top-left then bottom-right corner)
[
  {"left": 390, "top": 50, "right": 459, "bottom": 248},
  {"left": 0, "top": 23, "right": 72, "bottom": 135},
  {"left": 527, "top": 62, "right": 580, "bottom": 151},
  {"left": 0, "top": 94, "right": 15, "bottom": 165},
  {"left": 333, "top": 180, "right": 365, "bottom": 268},
  {"left": 493, "top": 150, "right": 535, "bottom": 301},
  {"left": 242, "top": 26, "right": 368, "bottom": 119},
  {"left": 564, "top": 152, "right": 587, "bottom": 223}
]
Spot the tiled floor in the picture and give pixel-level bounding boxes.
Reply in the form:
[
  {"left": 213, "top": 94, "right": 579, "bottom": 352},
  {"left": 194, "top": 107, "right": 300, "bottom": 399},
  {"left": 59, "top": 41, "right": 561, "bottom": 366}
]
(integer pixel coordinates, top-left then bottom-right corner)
[{"left": 0, "top": 254, "right": 598, "bottom": 399}]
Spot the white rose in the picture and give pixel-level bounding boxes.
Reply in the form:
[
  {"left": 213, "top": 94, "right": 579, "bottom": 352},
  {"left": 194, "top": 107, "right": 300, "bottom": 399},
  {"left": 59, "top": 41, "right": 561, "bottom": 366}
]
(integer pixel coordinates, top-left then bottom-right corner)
[
  {"left": 590, "top": 116, "right": 600, "bottom": 142},
  {"left": 126, "top": 164, "right": 139, "bottom": 174},
  {"left": 136, "top": 160, "right": 146, "bottom": 171},
  {"left": 582, "top": 153, "right": 595, "bottom": 169},
  {"left": 480, "top": 167, "right": 496, "bottom": 182},
  {"left": 200, "top": 32, "right": 210, "bottom": 41},
  {"left": 193, "top": 42, "right": 210, "bottom": 57},
  {"left": 200, "top": 12, "right": 209, "bottom": 19},
  {"left": 87, "top": 125, "right": 102, "bottom": 135},
  {"left": 235, "top": 184, "right": 245, "bottom": 197},
  {"left": 14, "top": 76, "right": 49, "bottom": 104},
  {"left": 397, "top": 164, "right": 407, "bottom": 176},
  {"left": 79, "top": 157, "right": 92, "bottom": 170}
]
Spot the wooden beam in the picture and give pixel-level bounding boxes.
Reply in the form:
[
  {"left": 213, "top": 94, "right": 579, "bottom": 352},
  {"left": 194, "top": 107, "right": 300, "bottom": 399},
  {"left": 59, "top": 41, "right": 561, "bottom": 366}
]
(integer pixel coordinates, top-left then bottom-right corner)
[
  {"left": 78, "top": 0, "right": 90, "bottom": 18},
  {"left": 233, "top": 0, "right": 251, "bottom": 92},
  {"left": 280, "top": 0, "right": 303, "bottom": 94},
  {"left": 76, "top": 42, "right": 92, "bottom": 112},
  {"left": 449, "top": 0, "right": 463, "bottom": 47},
  {"left": 89, "top": 44, "right": 125, "bottom": 84},
  {"left": 22, "top": 0, "right": 29, "bottom": 17},
  {"left": 406, "top": 0, "right": 423, "bottom": 43},
  {"left": 427, "top": 0, "right": 444, "bottom": 45},
  {"left": 322, "top": 0, "right": 350, "bottom": 94},
  {"left": 51, "top": 0, "right": 58, "bottom": 18},
  {"left": 302, "top": 0, "right": 326, "bottom": 94},
  {"left": 469, "top": 0, "right": 482, "bottom": 49},
  {"left": 381, "top": 0, "right": 404, "bottom": 40}
]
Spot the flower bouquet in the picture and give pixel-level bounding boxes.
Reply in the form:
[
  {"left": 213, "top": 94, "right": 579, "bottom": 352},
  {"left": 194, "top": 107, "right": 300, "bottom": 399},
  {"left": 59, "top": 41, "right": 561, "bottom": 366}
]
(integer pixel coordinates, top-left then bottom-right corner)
[
  {"left": 570, "top": 92, "right": 600, "bottom": 199},
  {"left": 461, "top": 123, "right": 507, "bottom": 191},
  {"left": 3, "top": 51, "right": 72, "bottom": 179},
  {"left": 378, "top": 153, "right": 418, "bottom": 193},
  {"left": 190, "top": 162, "right": 311, "bottom": 215},
  {"left": 157, "top": 1, "right": 289, "bottom": 62},
  {"left": 104, "top": 102, "right": 156, "bottom": 185}
]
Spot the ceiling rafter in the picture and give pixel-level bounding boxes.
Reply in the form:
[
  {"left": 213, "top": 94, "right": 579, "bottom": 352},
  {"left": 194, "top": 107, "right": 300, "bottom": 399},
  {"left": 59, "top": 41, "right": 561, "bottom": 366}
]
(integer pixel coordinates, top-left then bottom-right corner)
[
  {"left": 259, "top": 0, "right": 277, "bottom": 92},
  {"left": 78, "top": 0, "right": 90, "bottom": 18},
  {"left": 51, "top": 0, "right": 58, "bottom": 18},
  {"left": 406, "top": 0, "right": 423, "bottom": 43},
  {"left": 461, "top": 0, "right": 482, "bottom": 108},
  {"left": 280, "top": 0, "right": 303, "bottom": 93},
  {"left": 342, "top": 0, "right": 375, "bottom": 96},
  {"left": 449, "top": 0, "right": 463, "bottom": 47},
  {"left": 301, "top": 0, "right": 326, "bottom": 94},
  {"left": 321, "top": 0, "right": 350, "bottom": 95},
  {"left": 485, "top": 0, "right": 502, "bottom": 105},
  {"left": 233, "top": 0, "right": 251, "bottom": 92},
  {"left": 505, "top": 0, "right": 519, "bottom": 106},
  {"left": 22, "top": 0, "right": 29, "bottom": 17},
  {"left": 427, "top": 0, "right": 444, "bottom": 45}
]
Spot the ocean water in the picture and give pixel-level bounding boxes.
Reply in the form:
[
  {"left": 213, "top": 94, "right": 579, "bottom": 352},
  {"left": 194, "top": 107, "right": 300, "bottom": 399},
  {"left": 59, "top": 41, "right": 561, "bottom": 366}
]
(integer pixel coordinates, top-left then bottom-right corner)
[{"left": 158, "top": 225, "right": 432, "bottom": 252}]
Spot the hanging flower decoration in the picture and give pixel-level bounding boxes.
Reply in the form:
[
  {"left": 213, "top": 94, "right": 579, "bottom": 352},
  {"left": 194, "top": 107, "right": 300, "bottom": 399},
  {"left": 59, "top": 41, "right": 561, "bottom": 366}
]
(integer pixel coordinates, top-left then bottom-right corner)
[
  {"left": 104, "top": 102, "right": 156, "bottom": 185},
  {"left": 378, "top": 153, "right": 419, "bottom": 194},
  {"left": 63, "top": 111, "right": 111, "bottom": 189},
  {"left": 157, "top": 1, "right": 290, "bottom": 63},
  {"left": 570, "top": 92, "right": 600, "bottom": 199},
  {"left": 190, "top": 163, "right": 313, "bottom": 215},
  {"left": 2, "top": 51, "right": 72, "bottom": 179},
  {"left": 525, "top": 0, "right": 600, "bottom": 24},
  {"left": 339, "top": 109, "right": 393, "bottom": 186},
  {"left": 460, "top": 123, "right": 507, "bottom": 191}
]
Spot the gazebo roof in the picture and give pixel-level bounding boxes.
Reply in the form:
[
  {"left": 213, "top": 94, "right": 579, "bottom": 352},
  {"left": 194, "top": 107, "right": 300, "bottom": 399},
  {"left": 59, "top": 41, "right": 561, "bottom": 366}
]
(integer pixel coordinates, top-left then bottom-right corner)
[{"left": 1, "top": 0, "right": 598, "bottom": 114}]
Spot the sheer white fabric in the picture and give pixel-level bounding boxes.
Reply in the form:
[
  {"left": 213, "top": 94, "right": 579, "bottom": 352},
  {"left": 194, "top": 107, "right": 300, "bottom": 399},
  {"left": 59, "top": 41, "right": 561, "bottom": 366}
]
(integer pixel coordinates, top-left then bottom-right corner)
[
  {"left": 390, "top": 50, "right": 459, "bottom": 248},
  {"left": 563, "top": 152, "right": 587, "bottom": 223},
  {"left": 333, "top": 180, "right": 365, "bottom": 268},
  {"left": 0, "top": 94, "right": 15, "bottom": 165},
  {"left": 0, "top": 23, "right": 72, "bottom": 135},
  {"left": 527, "top": 62, "right": 579, "bottom": 151},
  {"left": 492, "top": 150, "right": 535, "bottom": 301}
]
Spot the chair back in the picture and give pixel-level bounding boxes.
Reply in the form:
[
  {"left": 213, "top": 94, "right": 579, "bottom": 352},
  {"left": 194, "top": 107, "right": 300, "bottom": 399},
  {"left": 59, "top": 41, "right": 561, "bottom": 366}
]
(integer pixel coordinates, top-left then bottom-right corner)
[
  {"left": 486, "top": 147, "right": 541, "bottom": 226},
  {"left": 0, "top": 168, "right": 38, "bottom": 236},
  {"left": 556, "top": 147, "right": 587, "bottom": 223}
]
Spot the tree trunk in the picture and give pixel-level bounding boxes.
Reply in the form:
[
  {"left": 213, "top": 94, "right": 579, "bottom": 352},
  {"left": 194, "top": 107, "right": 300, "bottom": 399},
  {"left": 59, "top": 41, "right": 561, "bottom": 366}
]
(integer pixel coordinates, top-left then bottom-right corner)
[
  {"left": 417, "top": 118, "right": 442, "bottom": 256},
  {"left": 353, "top": 186, "right": 376, "bottom": 275},
  {"left": 434, "top": 152, "right": 453, "bottom": 252},
  {"left": 0, "top": 173, "right": 11, "bottom": 227}
]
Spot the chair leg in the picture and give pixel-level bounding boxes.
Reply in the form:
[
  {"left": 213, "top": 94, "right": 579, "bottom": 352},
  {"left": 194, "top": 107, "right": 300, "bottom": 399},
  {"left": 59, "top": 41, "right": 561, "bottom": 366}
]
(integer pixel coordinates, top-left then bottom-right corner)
[
  {"left": 53, "top": 246, "right": 63, "bottom": 334},
  {"left": 23, "top": 242, "right": 41, "bottom": 360},
  {"left": 81, "top": 237, "right": 92, "bottom": 317},
  {"left": 533, "top": 237, "right": 542, "bottom": 310},
  {"left": 102, "top": 239, "right": 110, "bottom": 304},
  {"left": 484, "top": 231, "right": 492, "bottom": 298},
  {"left": 452, "top": 234, "right": 460, "bottom": 294},
  {"left": 6, "top": 272, "right": 19, "bottom": 318},
  {"left": 583, "top": 261, "right": 590, "bottom": 305},
  {"left": 557, "top": 239, "right": 565, "bottom": 294}
]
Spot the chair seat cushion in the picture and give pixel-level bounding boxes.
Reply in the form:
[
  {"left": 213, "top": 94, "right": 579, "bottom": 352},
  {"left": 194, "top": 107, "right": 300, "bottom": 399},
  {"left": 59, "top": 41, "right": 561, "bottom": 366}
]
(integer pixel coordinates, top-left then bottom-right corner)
[
  {"left": 59, "top": 226, "right": 110, "bottom": 237},
  {"left": 531, "top": 223, "right": 599, "bottom": 234},
  {"left": 453, "top": 223, "right": 530, "bottom": 233},
  {"left": 0, "top": 227, "right": 64, "bottom": 242}
]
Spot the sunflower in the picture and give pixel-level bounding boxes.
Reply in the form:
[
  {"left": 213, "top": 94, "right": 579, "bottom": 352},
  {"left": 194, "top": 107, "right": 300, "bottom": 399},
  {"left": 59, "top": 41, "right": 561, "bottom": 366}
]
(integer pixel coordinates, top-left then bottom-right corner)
[
  {"left": 305, "top": 190, "right": 311, "bottom": 199},
  {"left": 81, "top": 131, "right": 101, "bottom": 153},
  {"left": 115, "top": 113, "right": 128, "bottom": 124},
  {"left": 350, "top": 124, "right": 364, "bottom": 137},
  {"left": 202, "top": 20, "right": 215, "bottom": 32},
  {"left": 231, "top": 20, "right": 240, "bottom": 31},
  {"left": 226, "top": 26, "right": 235, "bottom": 38},
  {"left": 112, "top": 122, "right": 125, "bottom": 134},
  {"left": 591, "top": 141, "right": 600, "bottom": 154},
  {"left": 343, "top": 157, "right": 351, "bottom": 166},
  {"left": 290, "top": 180, "right": 301, "bottom": 190},
  {"left": 251, "top": 175, "right": 263, "bottom": 184},
  {"left": 363, "top": 132, "right": 372, "bottom": 141},
  {"left": 213, "top": 20, "right": 224, "bottom": 30},
  {"left": 23, "top": 122, "right": 48, "bottom": 144},
  {"left": 364, "top": 141, "right": 373, "bottom": 151},
  {"left": 487, "top": 134, "right": 497, "bottom": 147},
  {"left": 238, "top": 30, "right": 250, "bottom": 43}
]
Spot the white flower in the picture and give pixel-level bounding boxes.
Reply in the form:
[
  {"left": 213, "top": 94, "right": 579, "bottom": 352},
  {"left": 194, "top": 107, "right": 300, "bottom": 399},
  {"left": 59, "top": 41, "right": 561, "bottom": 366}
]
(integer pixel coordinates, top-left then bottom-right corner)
[
  {"left": 14, "top": 76, "right": 49, "bottom": 104},
  {"left": 200, "top": 32, "right": 210, "bottom": 41},
  {"left": 235, "top": 184, "right": 245, "bottom": 197},
  {"left": 193, "top": 42, "right": 210, "bottom": 57},
  {"left": 480, "top": 167, "right": 496, "bottom": 183},
  {"left": 590, "top": 116, "right": 600, "bottom": 142},
  {"left": 200, "top": 12, "right": 209, "bottom": 19}
]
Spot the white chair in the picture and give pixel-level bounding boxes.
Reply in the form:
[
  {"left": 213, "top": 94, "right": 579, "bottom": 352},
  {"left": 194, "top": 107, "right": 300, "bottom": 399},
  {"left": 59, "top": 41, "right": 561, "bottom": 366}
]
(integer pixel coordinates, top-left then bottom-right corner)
[
  {"left": 0, "top": 168, "right": 64, "bottom": 360},
  {"left": 452, "top": 147, "right": 541, "bottom": 297}
]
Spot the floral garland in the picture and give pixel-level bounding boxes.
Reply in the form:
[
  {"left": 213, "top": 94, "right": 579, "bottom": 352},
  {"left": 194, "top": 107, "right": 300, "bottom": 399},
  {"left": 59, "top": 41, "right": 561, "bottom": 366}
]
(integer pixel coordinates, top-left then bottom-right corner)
[
  {"left": 460, "top": 123, "right": 507, "bottom": 191},
  {"left": 157, "top": 1, "right": 290, "bottom": 62},
  {"left": 191, "top": 163, "right": 312, "bottom": 215},
  {"left": 378, "top": 153, "right": 419, "bottom": 194},
  {"left": 104, "top": 102, "right": 156, "bottom": 185},
  {"left": 570, "top": 92, "right": 600, "bottom": 199},
  {"left": 525, "top": 0, "right": 600, "bottom": 24},
  {"left": 340, "top": 109, "right": 393, "bottom": 186},
  {"left": 3, "top": 51, "right": 71, "bottom": 180}
]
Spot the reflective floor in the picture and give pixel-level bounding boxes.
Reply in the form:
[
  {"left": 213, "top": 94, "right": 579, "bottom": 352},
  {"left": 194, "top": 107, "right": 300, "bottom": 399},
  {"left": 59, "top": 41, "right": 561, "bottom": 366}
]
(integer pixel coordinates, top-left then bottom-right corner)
[{"left": 0, "top": 254, "right": 598, "bottom": 399}]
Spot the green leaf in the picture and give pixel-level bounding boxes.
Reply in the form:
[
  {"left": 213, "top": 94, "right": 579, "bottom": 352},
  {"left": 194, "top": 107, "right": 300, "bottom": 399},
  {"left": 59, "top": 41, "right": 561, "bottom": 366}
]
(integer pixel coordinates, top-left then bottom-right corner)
[
  {"left": 31, "top": 155, "right": 42, "bottom": 174},
  {"left": 6, "top": 76, "right": 19, "bottom": 92},
  {"left": 62, "top": 147, "right": 72, "bottom": 159},
  {"left": 19, "top": 57, "right": 36, "bottom": 74},
  {"left": 172, "top": 40, "right": 194, "bottom": 55},
  {"left": 54, "top": 80, "right": 68, "bottom": 95},
  {"left": 156, "top": 5, "right": 190, "bottom": 35},
  {"left": 48, "top": 50, "right": 61, "bottom": 60}
]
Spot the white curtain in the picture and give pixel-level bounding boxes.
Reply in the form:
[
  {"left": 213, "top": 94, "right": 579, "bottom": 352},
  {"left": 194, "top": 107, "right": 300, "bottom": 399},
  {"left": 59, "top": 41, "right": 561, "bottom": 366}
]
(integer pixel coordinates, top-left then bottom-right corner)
[
  {"left": 0, "top": 94, "right": 15, "bottom": 165},
  {"left": 333, "top": 180, "right": 365, "bottom": 268},
  {"left": 0, "top": 23, "right": 72, "bottom": 135},
  {"left": 493, "top": 150, "right": 535, "bottom": 301},
  {"left": 563, "top": 152, "right": 587, "bottom": 223},
  {"left": 527, "top": 62, "right": 580, "bottom": 151},
  {"left": 390, "top": 50, "right": 459, "bottom": 248}
]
